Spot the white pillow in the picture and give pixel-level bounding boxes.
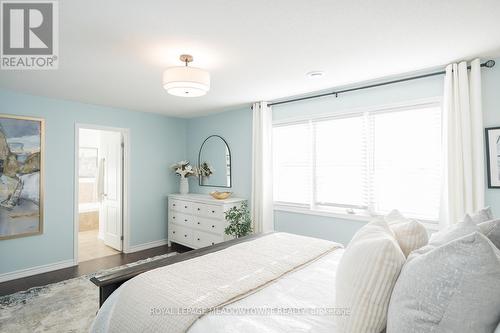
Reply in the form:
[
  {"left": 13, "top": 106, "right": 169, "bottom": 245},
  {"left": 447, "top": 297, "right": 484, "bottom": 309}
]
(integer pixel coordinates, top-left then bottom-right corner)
[
  {"left": 387, "top": 232, "right": 500, "bottom": 333},
  {"left": 383, "top": 210, "right": 429, "bottom": 257},
  {"left": 390, "top": 220, "right": 429, "bottom": 257},
  {"left": 478, "top": 218, "right": 500, "bottom": 250},
  {"left": 335, "top": 219, "right": 406, "bottom": 333},
  {"left": 384, "top": 209, "right": 406, "bottom": 223},
  {"left": 467, "top": 207, "right": 500, "bottom": 250},
  {"left": 429, "top": 214, "right": 480, "bottom": 246},
  {"left": 470, "top": 206, "right": 494, "bottom": 223}
]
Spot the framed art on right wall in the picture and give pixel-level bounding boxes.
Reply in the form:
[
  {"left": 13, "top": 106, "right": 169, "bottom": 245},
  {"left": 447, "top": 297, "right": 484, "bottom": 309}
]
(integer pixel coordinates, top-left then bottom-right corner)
[{"left": 485, "top": 127, "right": 500, "bottom": 188}]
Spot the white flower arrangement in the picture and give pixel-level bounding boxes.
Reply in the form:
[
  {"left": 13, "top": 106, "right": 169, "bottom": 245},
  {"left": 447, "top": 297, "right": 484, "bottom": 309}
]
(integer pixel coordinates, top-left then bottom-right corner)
[
  {"left": 170, "top": 160, "right": 197, "bottom": 178},
  {"left": 198, "top": 161, "right": 213, "bottom": 178}
]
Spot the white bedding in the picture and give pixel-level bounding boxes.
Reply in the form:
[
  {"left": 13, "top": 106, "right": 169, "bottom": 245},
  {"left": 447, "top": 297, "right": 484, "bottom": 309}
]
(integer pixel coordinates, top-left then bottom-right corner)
[
  {"left": 93, "top": 249, "right": 344, "bottom": 333},
  {"left": 189, "top": 249, "right": 343, "bottom": 333}
]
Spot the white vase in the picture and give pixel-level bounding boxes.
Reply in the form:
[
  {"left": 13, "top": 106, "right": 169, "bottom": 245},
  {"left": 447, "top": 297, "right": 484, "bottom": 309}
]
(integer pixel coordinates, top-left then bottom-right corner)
[{"left": 179, "top": 177, "right": 189, "bottom": 194}]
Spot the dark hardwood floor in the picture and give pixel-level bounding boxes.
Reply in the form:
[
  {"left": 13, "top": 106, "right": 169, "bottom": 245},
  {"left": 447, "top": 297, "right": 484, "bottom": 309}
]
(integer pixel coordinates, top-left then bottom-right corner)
[{"left": 0, "top": 243, "right": 190, "bottom": 297}]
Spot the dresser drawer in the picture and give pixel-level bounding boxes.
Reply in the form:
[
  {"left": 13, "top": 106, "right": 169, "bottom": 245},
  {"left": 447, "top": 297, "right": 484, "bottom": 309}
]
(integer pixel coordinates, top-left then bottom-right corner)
[
  {"left": 169, "top": 212, "right": 194, "bottom": 228},
  {"left": 195, "top": 203, "right": 224, "bottom": 219},
  {"left": 192, "top": 216, "right": 225, "bottom": 234},
  {"left": 169, "top": 224, "right": 193, "bottom": 245},
  {"left": 169, "top": 199, "right": 193, "bottom": 214},
  {"left": 191, "top": 230, "right": 223, "bottom": 248}
]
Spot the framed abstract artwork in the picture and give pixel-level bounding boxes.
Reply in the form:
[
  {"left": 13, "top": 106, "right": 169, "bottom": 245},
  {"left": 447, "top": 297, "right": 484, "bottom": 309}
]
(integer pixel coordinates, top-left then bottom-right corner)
[
  {"left": 485, "top": 127, "right": 500, "bottom": 189},
  {"left": 0, "top": 114, "right": 44, "bottom": 240}
]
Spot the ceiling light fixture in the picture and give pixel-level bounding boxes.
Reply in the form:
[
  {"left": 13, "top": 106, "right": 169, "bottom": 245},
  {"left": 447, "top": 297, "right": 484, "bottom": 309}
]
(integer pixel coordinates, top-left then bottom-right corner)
[
  {"left": 163, "top": 54, "right": 210, "bottom": 97},
  {"left": 306, "top": 71, "right": 324, "bottom": 78}
]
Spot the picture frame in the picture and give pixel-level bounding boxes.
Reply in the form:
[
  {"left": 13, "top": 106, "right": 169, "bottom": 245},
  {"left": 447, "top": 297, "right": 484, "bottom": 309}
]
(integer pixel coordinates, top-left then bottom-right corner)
[
  {"left": 485, "top": 126, "right": 500, "bottom": 189},
  {"left": 0, "top": 114, "right": 45, "bottom": 240}
]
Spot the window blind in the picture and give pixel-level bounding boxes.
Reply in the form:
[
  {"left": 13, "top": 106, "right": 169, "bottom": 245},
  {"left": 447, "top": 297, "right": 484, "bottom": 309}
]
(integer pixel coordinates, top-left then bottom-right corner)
[{"left": 273, "top": 102, "right": 442, "bottom": 221}]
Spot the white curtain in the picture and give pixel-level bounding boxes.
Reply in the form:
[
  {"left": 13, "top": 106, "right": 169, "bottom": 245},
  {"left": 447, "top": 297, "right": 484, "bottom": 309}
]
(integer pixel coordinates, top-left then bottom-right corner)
[
  {"left": 441, "top": 58, "right": 484, "bottom": 226},
  {"left": 251, "top": 101, "right": 274, "bottom": 233}
]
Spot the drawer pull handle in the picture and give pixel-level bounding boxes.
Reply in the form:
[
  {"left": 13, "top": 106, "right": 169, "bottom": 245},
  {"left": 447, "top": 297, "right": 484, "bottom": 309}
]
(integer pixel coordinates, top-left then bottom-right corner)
[
  {"left": 173, "top": 216, "right": 176, "bottom": 219},
  {"left": 184, "top": 219, "right": 188, "bottom": 222},
  {"left": 197, "top": 208, "right": 200, "bottom": 211},
  {"left": 197, "top": 238, "right": 200, "bottom": 241},
  {"left": 212, "top": 210, "right": 215, "bottom": 213},
  {"left": 173, "top": 231, "right": 175, "bottom": 234},
  {"left": 184, "top": 234, "right": 187, "bottom": 237},
  {"left": 184, "top": 206, "right": 188, "bottom": 208},
  {"left": 212, "top": 225, "right": 215, "bottom": 228},
  {"left": 173, "top": 204, "right": 176, "bottom": 206},
  {"left": 211, "top": 242, "right": 215, "bottom": 245},
  {"left": 197, "top": 222, "right": 200, "bottom": 225}
]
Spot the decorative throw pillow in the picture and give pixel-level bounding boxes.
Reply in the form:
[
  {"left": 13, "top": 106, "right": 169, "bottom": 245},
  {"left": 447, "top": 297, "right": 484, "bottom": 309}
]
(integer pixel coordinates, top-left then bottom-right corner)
[
  {"left": 384, "top": 209, "right": 406, "bottom": 223},
  {"left": 428, "top": 214, "right": 480, "bottom": 246},
  {"left": 478, "top": 218, "right": 500, "bottom": 250},
  {"left": 387, "top": 232, "right": 500, "bottom": 333},
  {"left": 335, "top": 219, "right": 406, "bottom": 333},
  {"left": 385, "top": 212, "right": 429, "bottom": 257},
  {"left": 470, "top": 206, "right": 494, "bottom": 223}
]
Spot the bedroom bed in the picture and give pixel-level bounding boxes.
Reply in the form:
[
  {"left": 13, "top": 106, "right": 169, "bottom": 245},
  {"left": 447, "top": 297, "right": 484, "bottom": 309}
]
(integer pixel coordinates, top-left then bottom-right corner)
[
  {"left": 90, "top": 209, "right": 500, "bottom": 333},
  {"left": 90, "top": 232, "right": 344, "bottom": 333}
]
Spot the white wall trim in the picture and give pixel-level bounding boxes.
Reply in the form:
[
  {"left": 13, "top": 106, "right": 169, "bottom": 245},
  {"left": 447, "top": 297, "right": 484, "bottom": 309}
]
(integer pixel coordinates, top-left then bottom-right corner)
[
  {"left": 274, "top": 203, "right": 372, "bottom": 222},
  {"left": 0, "top": 259, "right": 74, "bottom": 283},
  {"left": 74, "top": 123, "right": 131, "bottom": 265},
  {"left": 124, "top": 239, "right": 168, "bottom": 254},
  {"left": 274, "top": 204, "right": 440, "bottom": 231}
]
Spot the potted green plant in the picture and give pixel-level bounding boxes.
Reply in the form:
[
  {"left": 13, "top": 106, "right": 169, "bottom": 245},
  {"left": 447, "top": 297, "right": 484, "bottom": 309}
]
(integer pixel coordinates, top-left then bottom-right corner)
[{"left": 224, "top": 202, "right": 253, "bottom": 238}]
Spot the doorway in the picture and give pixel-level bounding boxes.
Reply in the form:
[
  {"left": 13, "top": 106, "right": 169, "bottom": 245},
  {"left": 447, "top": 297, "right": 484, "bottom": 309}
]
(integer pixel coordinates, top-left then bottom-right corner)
[{"left": 74, "top": 125, "right": 129, "bottom": 263}]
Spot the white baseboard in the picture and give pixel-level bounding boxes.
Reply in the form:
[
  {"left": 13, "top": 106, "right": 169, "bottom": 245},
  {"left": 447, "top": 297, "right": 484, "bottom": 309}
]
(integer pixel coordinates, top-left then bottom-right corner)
[
  {"left": 124, "top": 239, "right": 169, "bottom": 253},
  {"left": 0, "top": 259, "right": 75, "bottom": 283}
]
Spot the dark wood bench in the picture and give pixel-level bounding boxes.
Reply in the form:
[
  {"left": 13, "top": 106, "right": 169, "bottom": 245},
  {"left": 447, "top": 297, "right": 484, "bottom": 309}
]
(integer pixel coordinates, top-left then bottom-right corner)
[{"left": 90, "top": 233, "right": 266, "bottom": 307}]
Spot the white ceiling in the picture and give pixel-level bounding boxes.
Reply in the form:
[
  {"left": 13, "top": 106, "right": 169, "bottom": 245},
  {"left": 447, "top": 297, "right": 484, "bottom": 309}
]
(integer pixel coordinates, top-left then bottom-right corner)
[{"left": 1, "top": 0, "right": 500, "bottom": 118}]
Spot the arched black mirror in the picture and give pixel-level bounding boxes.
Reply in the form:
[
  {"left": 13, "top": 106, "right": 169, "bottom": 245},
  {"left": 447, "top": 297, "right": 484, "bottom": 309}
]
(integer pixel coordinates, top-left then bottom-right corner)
[{"left": 198, "top": 135, "right": 231, "bottom": 188}]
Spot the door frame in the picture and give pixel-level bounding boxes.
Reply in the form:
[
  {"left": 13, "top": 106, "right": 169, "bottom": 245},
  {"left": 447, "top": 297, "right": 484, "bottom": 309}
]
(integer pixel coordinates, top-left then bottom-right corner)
[{"left": 73, "top": 123, "right": 131, "bottom": 265}]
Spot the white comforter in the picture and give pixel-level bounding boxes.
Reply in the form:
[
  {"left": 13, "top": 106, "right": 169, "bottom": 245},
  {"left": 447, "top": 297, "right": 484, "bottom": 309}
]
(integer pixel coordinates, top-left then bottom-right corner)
[
  {"left": 92, "top": 233, "right": 343, "bottom": 333},
  {"left": 189, "top": 249, "right": 343, "bottom": 333}
]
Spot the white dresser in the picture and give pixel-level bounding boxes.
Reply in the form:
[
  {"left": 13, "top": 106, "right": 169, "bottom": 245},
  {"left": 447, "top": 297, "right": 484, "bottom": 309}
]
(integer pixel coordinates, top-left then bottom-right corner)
[{"left": 167, "top": 194, "right": 246, "bottom": 249}]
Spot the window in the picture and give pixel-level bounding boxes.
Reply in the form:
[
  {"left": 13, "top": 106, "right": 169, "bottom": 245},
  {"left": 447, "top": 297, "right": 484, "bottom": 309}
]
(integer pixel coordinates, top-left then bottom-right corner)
[
  {"left": 273, "top": 101, "right": 442, "bottom": 221},
  {"left": 273, "top": 122, "right": 311, "bottom": 205}
]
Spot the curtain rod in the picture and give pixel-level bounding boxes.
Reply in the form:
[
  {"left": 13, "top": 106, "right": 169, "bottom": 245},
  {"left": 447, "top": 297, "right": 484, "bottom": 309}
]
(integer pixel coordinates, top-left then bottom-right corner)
[{"left": 267, "top": 60, "right": 496, "bottom": 107}]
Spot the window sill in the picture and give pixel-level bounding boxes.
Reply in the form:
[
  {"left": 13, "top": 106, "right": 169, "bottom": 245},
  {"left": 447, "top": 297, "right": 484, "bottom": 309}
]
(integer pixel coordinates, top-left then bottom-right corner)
[
  {"left": 273, "top": 203, "right": 441, "bottom": 231},
  {"left": 274, "top": 203, "right": 372, "bottom": 222}
]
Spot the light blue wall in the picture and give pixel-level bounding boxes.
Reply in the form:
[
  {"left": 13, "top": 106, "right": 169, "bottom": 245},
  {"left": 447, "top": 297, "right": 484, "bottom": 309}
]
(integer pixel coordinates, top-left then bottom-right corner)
[
  {"left": 186, "top": 108, "right": 252, "bottom": 200},
  {"left": 482, "top": 59, "right": 500, "bottom": 216},
  {"left": 0, "top": 89, "right": 187, "bottom": 274},
  {"left": 275, "top": 60, "right": 500, "bottom": 241},
  {"left": 272, "top": 74, "right": 444, "bottom": 243},
  {"left": 274, "top": 211, "right": 366, "bottom": 245},
  {"left": 272, "top": 75, "right": 444, "bottom": 121},
  {"left": 184, "top": 57, "right": 500, "bottom": 245},
  {"left": 2, "top": 58, "right": 499, "bottom": 275}
]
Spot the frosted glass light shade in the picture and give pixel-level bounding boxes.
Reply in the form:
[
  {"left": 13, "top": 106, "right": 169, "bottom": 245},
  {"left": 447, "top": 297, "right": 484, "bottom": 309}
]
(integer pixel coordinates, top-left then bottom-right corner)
[{"left": 162, "top": 66, "right": 210, "bottom": 97}]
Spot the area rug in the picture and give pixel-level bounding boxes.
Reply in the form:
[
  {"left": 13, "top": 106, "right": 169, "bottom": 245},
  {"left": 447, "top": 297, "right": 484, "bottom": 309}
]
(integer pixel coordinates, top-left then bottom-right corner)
[{"left": 0, "top": 252, "right": 177, "bottom": 333}]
